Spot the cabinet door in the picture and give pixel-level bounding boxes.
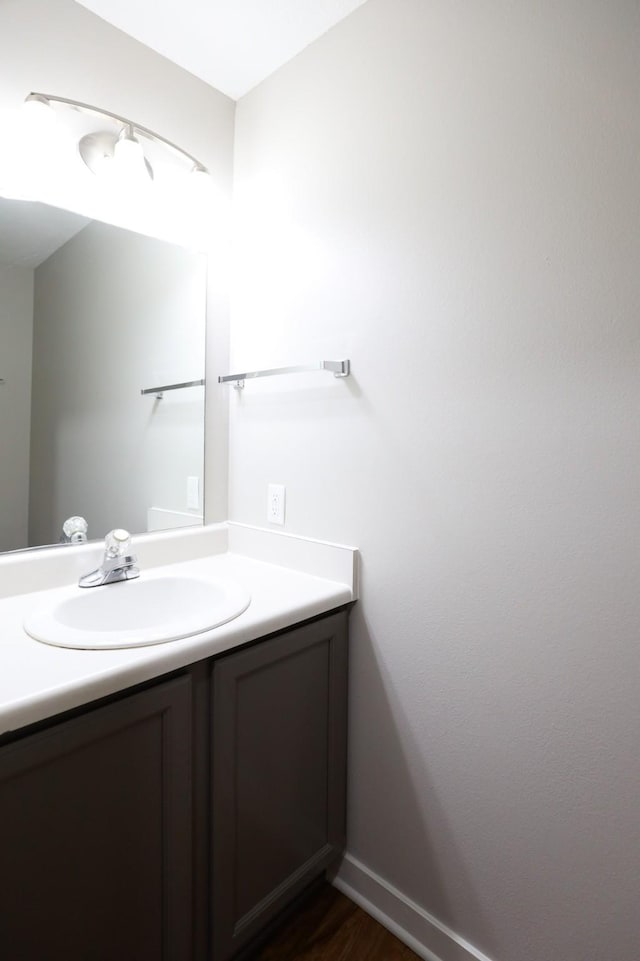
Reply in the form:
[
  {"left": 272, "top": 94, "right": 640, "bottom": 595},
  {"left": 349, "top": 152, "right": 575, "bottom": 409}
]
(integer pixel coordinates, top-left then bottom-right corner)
[
  {"left": 0, "top": 675, "right": 192, "bottom": 961},
  {"left": 211, "top": 610, "right": 348, "bottom": 960}
]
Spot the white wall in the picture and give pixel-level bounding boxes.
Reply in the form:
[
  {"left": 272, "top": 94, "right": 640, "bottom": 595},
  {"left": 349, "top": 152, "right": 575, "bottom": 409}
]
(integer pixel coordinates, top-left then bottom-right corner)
[
  {"left": 0, "top": 0, "right": 234, "bottom": 525},
  {"left": 0, "top": 263, "right": 33, "bottom": 551},
  {"left": 231, "top": 2, "right": 640, "bottom": 960},
  {"left": 29, "top": 221, "right": 206, "bottom": 545}
]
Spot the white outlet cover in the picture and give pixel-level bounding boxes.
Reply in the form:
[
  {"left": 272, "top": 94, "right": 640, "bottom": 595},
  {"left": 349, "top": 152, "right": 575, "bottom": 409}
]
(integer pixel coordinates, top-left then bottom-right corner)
[{"left": 267, "top": 483, "right": 286, "bottom": 525}]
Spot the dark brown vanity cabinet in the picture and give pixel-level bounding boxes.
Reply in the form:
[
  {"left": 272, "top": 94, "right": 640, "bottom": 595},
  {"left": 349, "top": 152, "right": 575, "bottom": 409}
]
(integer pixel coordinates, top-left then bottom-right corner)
[
  {"left": 0, "top": 675, "right": 193, "bottom": 960},
  {"left": 210, "top": 611, "right": 348, "bottom": 960},
  {"left": 0, "top": 608, "right": 348, "bottom": 961}
]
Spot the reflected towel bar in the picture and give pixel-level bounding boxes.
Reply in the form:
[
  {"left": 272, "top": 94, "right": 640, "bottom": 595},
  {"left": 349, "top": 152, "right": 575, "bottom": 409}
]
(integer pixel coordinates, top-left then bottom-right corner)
[
  {"left": 141, "top": 378, "right": 204, "bottom": 399},
  {"left": 218, "top": 360, "right": 350, "bottom": 390}
]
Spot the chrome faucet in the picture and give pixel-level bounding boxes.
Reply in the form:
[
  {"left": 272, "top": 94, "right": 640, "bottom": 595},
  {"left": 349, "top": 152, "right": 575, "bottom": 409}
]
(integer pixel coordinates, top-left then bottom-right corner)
[{"left": 79, "top": 529, "right": 140, "bottom": 588}]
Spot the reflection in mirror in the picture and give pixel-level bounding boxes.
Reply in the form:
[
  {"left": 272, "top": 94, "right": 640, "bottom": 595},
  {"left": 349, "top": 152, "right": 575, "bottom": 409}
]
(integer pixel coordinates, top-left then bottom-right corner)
[{"left": 0, "top": 197, "right": 206, "bottom": 553}]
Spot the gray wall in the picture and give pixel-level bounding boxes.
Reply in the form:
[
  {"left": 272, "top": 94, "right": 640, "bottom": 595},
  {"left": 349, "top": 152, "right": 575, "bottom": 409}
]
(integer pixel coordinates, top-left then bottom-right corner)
[
  {"left": 0, "top": 263, "right": 33, "bottom": 551},
  {"left": 230, "top": 2, "right": 640, "bottom": 959},
  {"left": 30, "top": 221, "right": 206, "bottom": 545}
]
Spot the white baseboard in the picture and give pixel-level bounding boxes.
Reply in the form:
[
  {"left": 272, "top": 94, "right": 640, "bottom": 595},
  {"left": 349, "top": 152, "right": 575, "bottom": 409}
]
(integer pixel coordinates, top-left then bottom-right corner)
[{"left": 332, "top": 854, "right": 495, "bottom": 961}]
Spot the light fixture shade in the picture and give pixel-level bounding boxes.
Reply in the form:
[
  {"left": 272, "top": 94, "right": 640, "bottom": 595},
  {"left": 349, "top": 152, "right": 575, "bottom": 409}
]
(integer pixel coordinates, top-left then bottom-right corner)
[
  {"left": 191, "top": 165, "right": 211, "bottom": 187},
  {"left": 189, "top": 164, "right": 214, "bottom": 205},
  {"left": 113, "top": 129, "right": 153, "bottom": 183},
  {"left": 22, "top": 94, "right": 57, "bottom": 132},
  {"left": 78, "top": 132, "right": 116, "bottom": 177}
]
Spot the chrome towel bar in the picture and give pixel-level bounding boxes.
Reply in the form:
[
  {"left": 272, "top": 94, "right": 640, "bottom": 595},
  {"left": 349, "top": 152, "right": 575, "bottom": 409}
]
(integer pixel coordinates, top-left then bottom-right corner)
[
  {"left": 141, "top": 378, "right": 204, "bottom": 399},
  {"left": 218, "top": 359, "right": 350, "bottom": 390}
]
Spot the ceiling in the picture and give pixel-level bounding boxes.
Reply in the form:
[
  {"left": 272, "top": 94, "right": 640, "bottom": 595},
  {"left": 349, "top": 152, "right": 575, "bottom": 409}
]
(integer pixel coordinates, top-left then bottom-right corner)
[
  {"left": 75, "top": 0, "right": 369, "bottom": 100},
  {"left": 0, "top": 199, "right": 89, "bottom": 269}
]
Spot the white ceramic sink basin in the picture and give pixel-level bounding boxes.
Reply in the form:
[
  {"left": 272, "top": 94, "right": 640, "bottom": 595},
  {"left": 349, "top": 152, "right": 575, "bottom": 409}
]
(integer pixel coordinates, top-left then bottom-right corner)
[{"left": 23, "top": 574, "right": 251, "bottom": 649}]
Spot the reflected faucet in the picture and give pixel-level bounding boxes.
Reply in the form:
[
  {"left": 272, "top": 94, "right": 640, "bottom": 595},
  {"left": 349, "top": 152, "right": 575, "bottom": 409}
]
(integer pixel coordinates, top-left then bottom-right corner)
[
  {"left": 79, "top": 529, "right": 140, "bottom": 588},
  {"left": 62, "top": 516, "right": 88, "bottom": 544}
]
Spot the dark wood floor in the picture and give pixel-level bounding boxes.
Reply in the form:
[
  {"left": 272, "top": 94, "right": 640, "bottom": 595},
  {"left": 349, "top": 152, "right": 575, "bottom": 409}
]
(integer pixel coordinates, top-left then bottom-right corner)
[{"left": 253, "top": 883, "right": 421, "bottom": 961}]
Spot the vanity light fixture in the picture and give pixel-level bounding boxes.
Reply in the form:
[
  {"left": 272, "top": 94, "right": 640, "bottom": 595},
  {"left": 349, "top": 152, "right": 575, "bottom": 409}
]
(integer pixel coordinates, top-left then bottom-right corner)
[{"left": 23, "top": 92, "right": 210, "bottom": 187}]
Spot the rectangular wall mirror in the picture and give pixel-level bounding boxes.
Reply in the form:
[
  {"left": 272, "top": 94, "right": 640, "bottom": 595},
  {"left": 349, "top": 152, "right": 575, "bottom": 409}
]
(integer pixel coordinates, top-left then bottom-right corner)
[{"left": 0, "top": 196, "right": 206, "bottom": 553}]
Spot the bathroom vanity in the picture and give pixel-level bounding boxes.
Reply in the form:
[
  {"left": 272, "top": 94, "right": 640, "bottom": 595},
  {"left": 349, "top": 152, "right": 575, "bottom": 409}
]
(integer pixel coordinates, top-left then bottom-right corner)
[{"left": 0, "top": 524, "right": 357, "bottom": 961}]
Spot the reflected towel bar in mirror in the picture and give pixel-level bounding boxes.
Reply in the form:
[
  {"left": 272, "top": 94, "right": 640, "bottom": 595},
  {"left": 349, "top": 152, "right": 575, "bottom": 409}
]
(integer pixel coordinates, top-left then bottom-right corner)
[
  {"left": 141, "top": 378, "right": 205, "bottom": 399},
  {"left": 218, "top": 360, "right": 350, "bottom": 390}
]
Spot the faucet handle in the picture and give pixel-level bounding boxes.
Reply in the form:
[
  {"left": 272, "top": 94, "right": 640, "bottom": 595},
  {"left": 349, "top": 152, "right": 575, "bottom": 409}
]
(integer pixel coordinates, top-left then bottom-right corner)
[
  {"left": 62, "top": 516, "right": 88, "bottom": 544},
  {"left": 104, "top": 528, "right": 132, "bottom": 558}
]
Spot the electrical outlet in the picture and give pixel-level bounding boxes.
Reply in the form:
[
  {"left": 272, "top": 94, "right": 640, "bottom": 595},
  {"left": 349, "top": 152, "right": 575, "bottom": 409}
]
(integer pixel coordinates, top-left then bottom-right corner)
[{"left": 267, "top": 483, "right": 286, "bottom": 525}]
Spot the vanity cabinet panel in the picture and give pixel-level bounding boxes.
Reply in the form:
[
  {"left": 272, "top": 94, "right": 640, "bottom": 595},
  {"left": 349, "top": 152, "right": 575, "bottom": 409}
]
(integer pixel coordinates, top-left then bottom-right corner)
[
  {"left": 210, "top": 610, "right": 348, "bottom": 961},
  {"left": 0, "top": 675, "right": 192, "bottom": 961}
]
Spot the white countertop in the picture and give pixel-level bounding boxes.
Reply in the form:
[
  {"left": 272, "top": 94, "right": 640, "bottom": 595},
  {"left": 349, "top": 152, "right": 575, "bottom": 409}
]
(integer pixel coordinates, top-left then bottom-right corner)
[{"left": 0, "top": 524, "right": 357, "bottom": 736}]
